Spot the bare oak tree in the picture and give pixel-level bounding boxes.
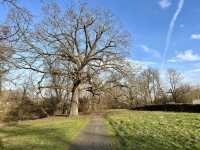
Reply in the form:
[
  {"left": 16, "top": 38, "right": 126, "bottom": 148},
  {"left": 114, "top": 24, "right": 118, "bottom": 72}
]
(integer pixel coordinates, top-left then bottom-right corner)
[{"left": 11, "top": 3, "right": 130, "bottom": 116}]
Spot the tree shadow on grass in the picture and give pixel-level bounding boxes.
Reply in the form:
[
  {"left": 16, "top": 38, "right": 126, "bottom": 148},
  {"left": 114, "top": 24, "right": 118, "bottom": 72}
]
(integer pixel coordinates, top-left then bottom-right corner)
[
  {"left": 107, "top": 121, "right": 199, "bottom": 150},
  {"left": 0, "top": 124, "right": 71, "bottom": 150},
  {"left": 112, "top": 131, "right": 199, "bottom": 150},
  {"left": 118, "top": 134, "right": 200, "bottom": 150}
]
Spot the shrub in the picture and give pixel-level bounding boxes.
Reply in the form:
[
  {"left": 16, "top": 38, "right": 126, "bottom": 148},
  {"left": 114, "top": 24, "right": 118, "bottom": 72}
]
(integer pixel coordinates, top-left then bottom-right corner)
[
  {"left": 41, "top": 96, "right": 60, "bottom": 115},
  {"left": 132, "top": 104, "right": 200, "bottom": 113},
  {"left": 0, "top": 91, "right": 47, "bottom": 122}
]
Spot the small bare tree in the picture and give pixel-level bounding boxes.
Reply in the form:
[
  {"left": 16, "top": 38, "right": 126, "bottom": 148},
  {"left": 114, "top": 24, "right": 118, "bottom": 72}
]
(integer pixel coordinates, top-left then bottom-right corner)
[
  {"left": 137, "top": 68, "right": 162, "bottom": 104},
  {"left": 167, "top": 69, "right": 183, "bottom": 103}
]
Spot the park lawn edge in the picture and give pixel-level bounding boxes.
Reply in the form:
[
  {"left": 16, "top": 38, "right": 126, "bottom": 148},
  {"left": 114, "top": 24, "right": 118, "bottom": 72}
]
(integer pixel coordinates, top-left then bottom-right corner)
[
  {"left": 104, "top": 111, "right": 124, "bottom": 150},
  {"left": 105, "top": 109, "right": 200, "bottom": 150},
  {"left": 0, "top": 115, "right": 90, "bottom": 150}
]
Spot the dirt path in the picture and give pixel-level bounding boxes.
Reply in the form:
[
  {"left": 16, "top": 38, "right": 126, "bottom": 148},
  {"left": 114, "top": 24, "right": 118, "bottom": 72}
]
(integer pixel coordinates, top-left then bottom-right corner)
[{"left": 69, "top": 113, "right": 115, "bottom": 150}]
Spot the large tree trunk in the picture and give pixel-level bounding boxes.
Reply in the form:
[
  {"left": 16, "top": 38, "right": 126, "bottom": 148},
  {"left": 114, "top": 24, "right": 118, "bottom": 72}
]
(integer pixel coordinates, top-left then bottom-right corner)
[
  {"left": 68, "top": 80, "right": 81, "bottom": 116},
  {"left": 70, "top": 89, "right": 79, "bottom": 116},
  {"left": 0, "top": 74, "right": 2, "bottom": 94}
]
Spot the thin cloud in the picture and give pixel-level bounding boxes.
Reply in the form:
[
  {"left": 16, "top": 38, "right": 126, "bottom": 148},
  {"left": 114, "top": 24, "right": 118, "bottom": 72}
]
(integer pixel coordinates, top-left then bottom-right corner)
[
  {"left": 161, "top": 0, "right": 185, "bottom": 69},
  {"left": 168, "top": 50, "right": 200, "bottom": 62},
  {"left": 189, "top": 68, "right": 200, "bottom": 73},
  {"left": 167, "top": 59, "right": 177, "bottom": 63},
  {"left": 127, "top": 58, "right": 157, "bottom": 69},
  {"left": 134, "top": 60, "right": 157, "bottom": 69},
  {"left": 158, "top": 0, "right": 171, "bottom": 9},
  {"left": 140, "top": 45, "right": 151, "bottom": 52},
  {"left": 191, "top": 34, "right": 200, "bottom": 40},
  {"left": 176, "top": 50, "right": 200, "bottom": 61},
  {"left": 140, "top": 45, "right": 161, "bottom": 58}
]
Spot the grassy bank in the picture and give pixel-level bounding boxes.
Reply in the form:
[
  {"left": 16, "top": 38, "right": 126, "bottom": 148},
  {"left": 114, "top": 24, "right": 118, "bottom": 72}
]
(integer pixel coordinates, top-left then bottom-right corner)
[
  {"left": 106, "top": 110, "right": 200, "bottom": 150},
  {"left": 0, "top": 116, "right": 89, "bottom": 150}
]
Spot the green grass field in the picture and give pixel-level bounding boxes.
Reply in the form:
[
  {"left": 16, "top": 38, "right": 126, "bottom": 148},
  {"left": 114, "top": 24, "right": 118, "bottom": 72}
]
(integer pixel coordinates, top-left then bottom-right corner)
[
  {"left": 0, "top": 116, "right": 89, "bottom": 150},
  {"left": 106, "top": 110, "right": 200, "bottom": 150}
]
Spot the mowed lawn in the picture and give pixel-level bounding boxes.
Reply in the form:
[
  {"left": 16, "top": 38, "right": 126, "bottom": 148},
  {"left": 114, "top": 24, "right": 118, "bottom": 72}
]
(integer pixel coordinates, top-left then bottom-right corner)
[
  {"left": 106, "top": 110, "right": 200, "bottom": 150},
  {"left": 0, "top": 116, "right": 89, "bottom": 150}
]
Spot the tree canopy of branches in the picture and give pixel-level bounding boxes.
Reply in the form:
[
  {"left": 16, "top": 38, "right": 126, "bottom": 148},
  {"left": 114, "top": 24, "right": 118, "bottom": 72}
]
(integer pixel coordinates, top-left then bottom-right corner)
[
  {"left": 9, "top": 2, "right": 130, "bottom": 116},
  {"left": 0, "top": 44, "right": 14, "bottom": 92}
]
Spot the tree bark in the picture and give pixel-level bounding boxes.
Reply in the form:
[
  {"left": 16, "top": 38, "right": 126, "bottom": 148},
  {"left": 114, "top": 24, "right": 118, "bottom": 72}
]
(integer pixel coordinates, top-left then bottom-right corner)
[
  {"left": 70, "top": 88, "right": 79, "bottom": 116},
  {"left": 0, "top": 75, "right": 2, "bottom": 94},
  {"left": 68, "top": 80, "right": 81, "bottom": 116}
]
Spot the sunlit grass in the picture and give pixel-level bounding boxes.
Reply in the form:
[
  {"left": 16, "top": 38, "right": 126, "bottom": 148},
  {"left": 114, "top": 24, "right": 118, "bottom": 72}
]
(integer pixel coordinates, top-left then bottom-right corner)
[
  {"left": 106, "top": 110, "right": 200, "bottom": 150},
  {"left": 0, "top": 116, "right": 89, "bottom": 150}
]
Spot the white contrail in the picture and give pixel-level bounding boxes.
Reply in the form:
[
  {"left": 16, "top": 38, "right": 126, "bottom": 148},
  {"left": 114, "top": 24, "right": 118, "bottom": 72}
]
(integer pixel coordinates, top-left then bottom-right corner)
[{"left": 161, "top": 0, "right": 185, "bottom": 70}]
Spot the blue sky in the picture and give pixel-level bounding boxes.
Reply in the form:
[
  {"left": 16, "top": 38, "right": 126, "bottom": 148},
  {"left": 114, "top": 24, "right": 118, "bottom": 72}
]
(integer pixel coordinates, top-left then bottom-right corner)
[{"left": 1, "top": 0, "right": 200, "bottom": 84}]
